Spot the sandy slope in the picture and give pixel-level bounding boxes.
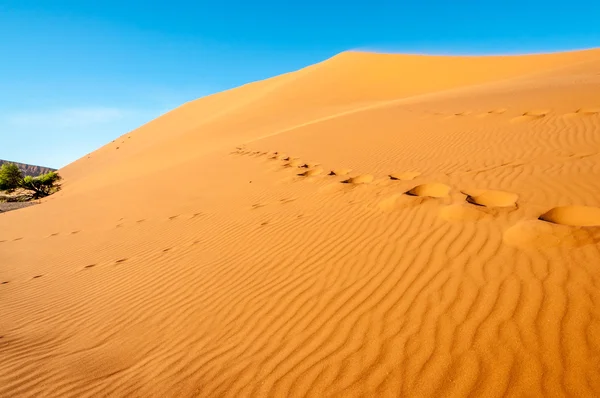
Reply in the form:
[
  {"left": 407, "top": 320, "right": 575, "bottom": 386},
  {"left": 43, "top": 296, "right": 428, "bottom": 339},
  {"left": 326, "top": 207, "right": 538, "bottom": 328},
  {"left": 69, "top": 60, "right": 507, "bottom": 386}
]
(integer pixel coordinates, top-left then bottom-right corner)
[{"left": 2, "top": 49, "right": 600, "bottom": 397}]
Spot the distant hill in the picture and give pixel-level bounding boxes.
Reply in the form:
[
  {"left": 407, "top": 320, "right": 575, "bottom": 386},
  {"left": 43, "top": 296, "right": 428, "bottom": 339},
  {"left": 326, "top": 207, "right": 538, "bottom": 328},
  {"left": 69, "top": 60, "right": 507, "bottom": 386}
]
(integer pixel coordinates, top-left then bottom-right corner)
[{"left": 0, "top": 159, "right": 56, "bottom": 177}]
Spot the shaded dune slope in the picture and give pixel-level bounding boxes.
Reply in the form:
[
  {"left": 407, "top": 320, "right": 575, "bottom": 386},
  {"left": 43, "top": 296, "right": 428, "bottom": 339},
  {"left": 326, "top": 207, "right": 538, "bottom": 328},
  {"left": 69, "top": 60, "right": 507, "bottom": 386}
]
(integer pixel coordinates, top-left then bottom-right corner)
[{"left": 2, "top": 49, "right": 600, "bottom": 397}]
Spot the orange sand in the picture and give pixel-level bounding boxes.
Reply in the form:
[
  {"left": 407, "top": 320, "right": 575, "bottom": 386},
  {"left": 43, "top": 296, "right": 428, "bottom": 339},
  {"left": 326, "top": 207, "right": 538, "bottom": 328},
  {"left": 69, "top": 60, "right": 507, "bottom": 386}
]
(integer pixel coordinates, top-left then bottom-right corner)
[{"left": 2, "top": 49, "right": 600, "bottom": 397}]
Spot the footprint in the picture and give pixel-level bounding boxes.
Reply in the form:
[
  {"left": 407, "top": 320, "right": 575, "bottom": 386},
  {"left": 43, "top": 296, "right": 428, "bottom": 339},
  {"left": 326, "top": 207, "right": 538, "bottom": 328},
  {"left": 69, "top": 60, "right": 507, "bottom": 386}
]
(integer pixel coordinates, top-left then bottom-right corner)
[
  {"left": 575, "top": 108, "right": 600, "bottom": 116},
  {"left": 406, "top": 183, "right": 450, "bottom": 198},
  {"left": 260, "top": 221, "right": 269, "bottom": 226},
  {"left": 115, "top": 224, "right": 123, "bottom": 228},
  {"left": 462, "top": 189, "right": 518, "bottom": 208},
  {"left": 298, "top": 168, "right": 323, "bottom": 177},
  {"left": 328, "top": 169, "right": 351, "bottom": 176},
  {"left": 168, "top": 215, "right": 179, "bottom": 220},
  {"left": 32, "top": 275, "right": 43, "bottom": 279},
  {"left": 48, "top": 233, "right": 60, "bottom": 237},
  {"left": 280, "top": 198, "right": 297, "bottom": 204},
  {"left": 191, "top": 213, "right": 202, "bottom": 218},
  {"left": 443, "top": 111, "right": 472, "bottom": 119},
  {"left": 510, "top": 110, "right": 550, "bottom": 123},
  {"left": 251, "top": 203, "right": 267, "bottom": 209},
  {"left": 342, "top": 175, "right": 374, "bottom": 184},
  {"left": 563, "top": 108, "right": 600, "bottom": 118},
  {"left": 162, "top": 248, "right": 172, "bottom": 253},
  {"left": 136, "top": 219, "right": 146, "bottom": 223},
  {"left": 389, "top": 171, "right": 421, "bottom": 181},
  {"left": 298, "top": 163, "right": 319, "bottom": 169},
  {"left": 454, "top": 111, "right": 472, "bottom": 116},
  {"left": 70, "top": 230, "right": 81, "bottom": 235},
  {"left": 84, "top": 264, "right": 96, "bottom": 269},
  {"left": 538, "top": 206, "right": 600, "bottom": 227},
  {"left": 477, "top": 108, "right": 507, "bottom": 117},
  {"left": 13, "top": 237, "right": 23, "bottom": 241},
  {"left": 115, "top": 258, "right": 127, "bottom": 264},
  {"left": 1, "top": 281, "right": 9, "bottom": 285}
]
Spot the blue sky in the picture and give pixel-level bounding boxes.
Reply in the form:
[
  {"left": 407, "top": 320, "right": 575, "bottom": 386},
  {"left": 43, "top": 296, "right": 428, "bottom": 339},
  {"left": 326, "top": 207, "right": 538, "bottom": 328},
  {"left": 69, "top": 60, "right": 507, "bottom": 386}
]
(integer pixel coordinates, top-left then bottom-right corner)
[{"left": 1, "top": 1, "right": 600, "bottom": 168}]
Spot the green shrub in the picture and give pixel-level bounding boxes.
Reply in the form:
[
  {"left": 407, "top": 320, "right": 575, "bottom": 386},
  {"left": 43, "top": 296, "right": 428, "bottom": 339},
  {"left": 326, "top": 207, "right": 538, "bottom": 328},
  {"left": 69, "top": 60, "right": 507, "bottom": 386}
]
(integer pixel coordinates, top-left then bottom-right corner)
[{"left": 0, "top": 163, "right": 61, "bottom": 199}]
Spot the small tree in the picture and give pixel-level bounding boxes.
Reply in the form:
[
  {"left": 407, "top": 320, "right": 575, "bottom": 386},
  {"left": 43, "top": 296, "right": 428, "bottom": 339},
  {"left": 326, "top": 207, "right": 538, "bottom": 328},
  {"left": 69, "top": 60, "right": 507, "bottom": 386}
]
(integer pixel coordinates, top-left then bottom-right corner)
[
  {"left": 21, "top": 171, "right": 62, "bottom": 198},
  {"left": 0, "top": 163, "right": 23, "bottom": 192}
]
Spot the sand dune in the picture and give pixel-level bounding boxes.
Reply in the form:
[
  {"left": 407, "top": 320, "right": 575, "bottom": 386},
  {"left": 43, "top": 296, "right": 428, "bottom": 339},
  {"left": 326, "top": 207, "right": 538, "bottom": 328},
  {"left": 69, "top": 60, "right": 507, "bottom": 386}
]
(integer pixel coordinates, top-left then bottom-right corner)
[{"left": 2, "top": 49, "right": 600, "bottom": 397}]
